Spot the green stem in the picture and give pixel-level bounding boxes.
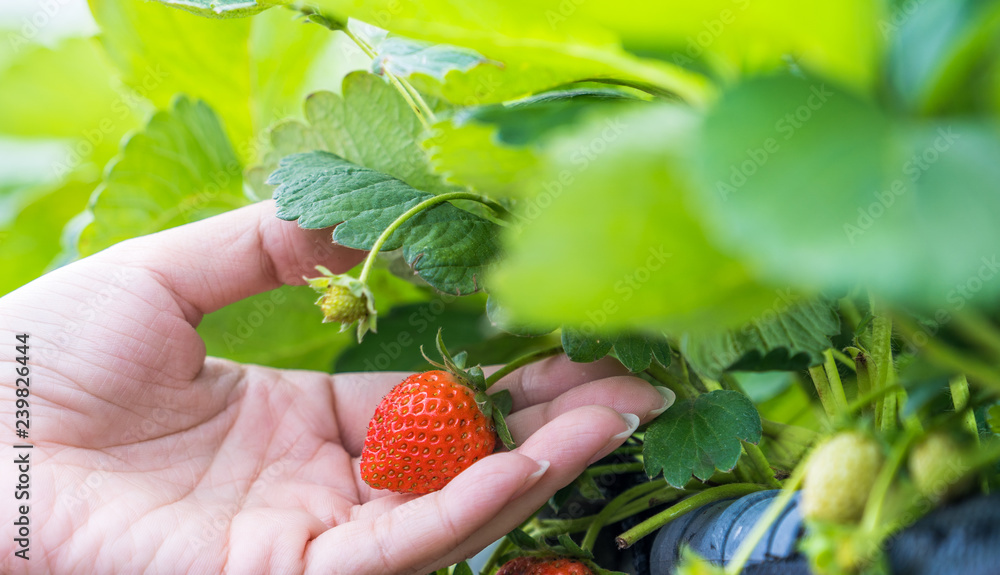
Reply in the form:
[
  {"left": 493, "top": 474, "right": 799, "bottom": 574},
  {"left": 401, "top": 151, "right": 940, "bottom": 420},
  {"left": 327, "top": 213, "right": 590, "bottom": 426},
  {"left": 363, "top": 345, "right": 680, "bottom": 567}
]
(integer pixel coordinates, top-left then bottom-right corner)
[
  {"left": 701, "top": 378, "right": 724, "bottom": 392},
  {"left": 533, "top": 484, "right": 681, "bottom": 536},
  {"left": 808, "top": 365, "right": 838, "bottom": 418},
  {"left": 742, "top": 441, "right": 783, "bottom": 489},
  {"left": 580, "top": 480, "right": 664, "bottom": 552},
  {"left": 823, "top": 349, "right": 850, "bottom": 414},
  {"left": 484, "top": 344, "right": 564, "bottom": 389},
  {"left": 761, "top": 419, "right": 819, "bottom": 445},
  {"left": 861, "top": 430, "right": 917, "bottom": 533},
  {"left": 847, "top": 382, "right": 905, "bottom": 414},
  {"left": 585, "top": 462, "right": 645, "bottom": 477},
  {"left": 357, "top": 192, "right": 510, "bottom": 285},
  {"left": 725, "top": 463, "right": 807, "bottom": 575},
  {"left": 646, "top": 363, "right": 696, "bottom": 400},
  {"left": 954, "top": 311, "right": 1000, "bottom": 358},
  {"left": 950, "top": 374, "right": 981, "bottom": 445},
  {"left": 615, "top": 483, "right": 765, "bottom": 549},
  {"left": 854, "top": 350, "right": 873, "bottom": 415},
  {"left": 895, "top": 315, "right": 1000, "bottom": 394},
  {"left": 831, "top": 348, "right": 857, "bottom": 372},
  {"left": 871, "top": 298, "right": 895, "bottom": 430}
]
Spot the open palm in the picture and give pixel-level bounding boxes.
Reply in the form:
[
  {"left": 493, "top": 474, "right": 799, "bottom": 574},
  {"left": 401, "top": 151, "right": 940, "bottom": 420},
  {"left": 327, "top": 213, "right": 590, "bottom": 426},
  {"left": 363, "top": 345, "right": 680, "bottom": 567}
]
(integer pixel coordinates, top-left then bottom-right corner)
[{"left": 0, "top": 202, "right": 669, "bottom": 575}]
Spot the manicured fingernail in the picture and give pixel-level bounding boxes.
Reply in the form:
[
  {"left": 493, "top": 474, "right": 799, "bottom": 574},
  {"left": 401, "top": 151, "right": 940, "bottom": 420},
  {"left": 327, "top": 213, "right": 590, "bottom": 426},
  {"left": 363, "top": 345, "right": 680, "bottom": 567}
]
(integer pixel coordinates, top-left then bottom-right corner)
[
  {"left": 512, "top": 460, "right": 550, "bottom": 499},
  {"left": 647, "top": 386, "right": 676, "bottom": 418},
  {"left": 588, "top": 413, "right": 640, "bottom": 465}
]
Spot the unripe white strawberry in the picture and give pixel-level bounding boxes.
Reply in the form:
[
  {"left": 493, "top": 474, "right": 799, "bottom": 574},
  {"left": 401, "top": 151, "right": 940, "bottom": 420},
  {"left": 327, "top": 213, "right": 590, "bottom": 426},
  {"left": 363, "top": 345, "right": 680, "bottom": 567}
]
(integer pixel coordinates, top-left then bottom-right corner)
[
  {"left": 909, "top": 432, "right": 973, "bottom": 502},
  {"left": 802, "top": 431, "right": 883, "bottom": 524}
]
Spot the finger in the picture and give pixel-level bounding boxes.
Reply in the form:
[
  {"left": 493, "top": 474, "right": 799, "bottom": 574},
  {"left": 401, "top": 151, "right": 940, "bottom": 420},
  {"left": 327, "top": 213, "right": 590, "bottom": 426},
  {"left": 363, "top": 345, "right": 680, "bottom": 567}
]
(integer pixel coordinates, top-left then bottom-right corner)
[
  {"left": 330, "top": 356, "right": 632, "bottom": 456},
  {"left": 505, "top": 376, "right": 673, "bottom": 444},
  {"left": 97, "top": 200, "right": 365, "bottom": 325},
  {"left": 418, "top": 405, "right": 640, "bottom": 571},
  {"left": 304, "top": 452, "right": 547, "bottom": 575}
]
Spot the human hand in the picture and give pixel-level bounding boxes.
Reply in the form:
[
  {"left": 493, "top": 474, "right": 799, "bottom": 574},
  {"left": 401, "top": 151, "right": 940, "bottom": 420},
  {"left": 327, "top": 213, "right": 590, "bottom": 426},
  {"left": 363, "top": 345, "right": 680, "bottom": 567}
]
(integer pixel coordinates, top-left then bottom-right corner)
[{"left": 0, "top": 201, "right": 672, "bottom": 575}]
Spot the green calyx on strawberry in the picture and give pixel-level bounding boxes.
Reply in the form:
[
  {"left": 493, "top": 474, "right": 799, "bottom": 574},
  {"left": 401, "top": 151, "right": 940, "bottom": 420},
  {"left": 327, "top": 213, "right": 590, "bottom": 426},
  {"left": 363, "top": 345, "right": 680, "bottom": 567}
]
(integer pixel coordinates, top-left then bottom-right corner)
[
  {"left": 359, "top": 330, "right": 516, "bottom": 494},
  {"left": 305, "top": 265, "right": 377, "bottom": 342},
  {"left": 497, "top": 530, "right": 628, "bottom": 575},
  {"left": 802, "top": 430, "right": 884, "bottom": 524}
]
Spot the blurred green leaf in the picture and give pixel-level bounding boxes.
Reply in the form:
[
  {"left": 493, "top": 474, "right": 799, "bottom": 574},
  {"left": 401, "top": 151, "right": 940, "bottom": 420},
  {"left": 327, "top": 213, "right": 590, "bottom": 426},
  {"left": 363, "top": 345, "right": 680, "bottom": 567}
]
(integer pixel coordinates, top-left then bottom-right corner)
[
  {"left": 696, "top": 75, "right": 1000, "bottom": 310},
  {"left": 0, "top": 180, "right": 94, "bottom": 296},
  {"left": 490, "top": 105, "right": 777, "bottom": 333},
  {"left": 313, "top": 0, "right": 712, "bottom": 105},
  {"left": 269, "top": 151, "right": 501, "bottom": 295},
  {"left": 147, "top": 0, "right": 288, "bottom": 18},
  {"left": 0, "top": 37, "right": 131, "bottom": 142},
  {"left": 643, "top": 389, "right": 762, "bottom": 487},
  {"left": 682, "top": 299, "right": 840, "bottom": 380},
  {"left": 79, "top": 97, "right": 248, "bottom": 256},
  {"left": 90, "top": 0, "right": 254, "bottom": 149},
  {"left": 372, "top": 36, "right": 490, "bottom": 80}
]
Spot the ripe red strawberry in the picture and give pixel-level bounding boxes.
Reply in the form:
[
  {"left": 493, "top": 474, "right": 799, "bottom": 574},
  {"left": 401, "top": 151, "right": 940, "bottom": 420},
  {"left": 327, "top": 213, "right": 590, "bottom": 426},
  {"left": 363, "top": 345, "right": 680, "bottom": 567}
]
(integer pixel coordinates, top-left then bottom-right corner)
[
  {"left": 497, "top": 556, "right": 595, "bottom": 575},
  {"left": 360, "top": 370, "right": 497, "bottom": 494}
]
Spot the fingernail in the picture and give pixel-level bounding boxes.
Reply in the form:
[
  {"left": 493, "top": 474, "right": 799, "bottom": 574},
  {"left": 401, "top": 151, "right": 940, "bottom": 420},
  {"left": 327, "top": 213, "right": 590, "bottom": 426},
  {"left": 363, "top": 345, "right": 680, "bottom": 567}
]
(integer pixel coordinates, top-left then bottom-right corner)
[
  {"left": 647, "top": 386, "right": 676, "bottom": 418},
  {"left": 588, "top": 413, "right": 640, "bottom": 465},
  {"left": 511, "top": 460, "right": 550, "bottom": 499}
]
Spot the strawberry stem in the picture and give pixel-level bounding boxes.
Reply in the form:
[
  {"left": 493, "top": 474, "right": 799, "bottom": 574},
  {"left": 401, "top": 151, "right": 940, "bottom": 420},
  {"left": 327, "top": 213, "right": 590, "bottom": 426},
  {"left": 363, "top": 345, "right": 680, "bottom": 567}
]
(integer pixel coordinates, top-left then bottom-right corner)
[
  {"left": 484, "top": 344, "right": 564, "bottom": 389},
  {"left": 615, "top": 483, "right": 766, "bottom": 549},
  {"left": 357, "top": 191, "right": 513, "bottom": 286}
]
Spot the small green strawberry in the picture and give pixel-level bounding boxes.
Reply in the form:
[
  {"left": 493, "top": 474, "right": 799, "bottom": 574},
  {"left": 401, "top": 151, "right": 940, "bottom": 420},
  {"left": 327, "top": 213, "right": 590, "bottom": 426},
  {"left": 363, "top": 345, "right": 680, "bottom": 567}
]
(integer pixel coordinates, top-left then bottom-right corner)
[
  {"left": 909, "top": 432, "right": 973, "bottom": 502},
  {"left": 802, "top": 431, "right": 883, "bottom": 524},
  {"left": 305, "top": 265, "right": 376, "bottom": 342}
]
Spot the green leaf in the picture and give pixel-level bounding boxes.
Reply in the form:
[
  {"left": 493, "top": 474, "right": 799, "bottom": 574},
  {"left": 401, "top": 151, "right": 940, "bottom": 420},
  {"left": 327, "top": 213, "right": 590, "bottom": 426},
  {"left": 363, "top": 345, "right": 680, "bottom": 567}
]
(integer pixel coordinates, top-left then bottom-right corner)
[
  {"left": 247, "top": 71, "right": 454, "bottom": 199},
  {"left": 643, "top": 390, "right": 762, "bottom": 488},
  {"left": 269, "top": 151, "right": 501, "bottom": 294},
  {"left": 451, "top": 561, "right": 473, "bottom": 575},
  {"left": 0, "top": 37, "right": 134, "bottom": 142},
  {"left": 89, "top": 1, "right": 349, "bottom": 157},
  {"left": 695, "top": 75, "right": 1000, "bottom": 310},
  {"left": 79, "top": 97, "right": 248, "bottom": 256},
  {"left": 372, "top": 36, "right": 491, "bottom": 80},
  {"left": 561, "top": 328, "right": 670, "bottom": 372},
  {"left": 146, "top": 0, "right": 288, "bottom": 18},
  {"left": 197, "top": 285, "right": 355, "bottom": 370},
  {"left": 507, "top": 527, "right": 540, "bottom": 551},
  {"left": 422, "top": 89, "right": 636, "bottom": 198},
  {"left": 491, "top": 104, "right": 778, "bottom": 334},
  {"left": 682, "top": 299, "right": 841, "bottom": 380},
  {"left": 490, "top": 389, "right": 514, "bottom": 417},
  {"left": 312, "top": 0, "right": 712, "bottom": 106}
]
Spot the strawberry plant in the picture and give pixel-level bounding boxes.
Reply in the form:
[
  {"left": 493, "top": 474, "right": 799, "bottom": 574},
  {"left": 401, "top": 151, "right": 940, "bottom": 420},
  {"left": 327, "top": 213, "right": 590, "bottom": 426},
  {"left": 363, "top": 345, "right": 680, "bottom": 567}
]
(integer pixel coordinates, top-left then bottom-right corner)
[{"left": 5, "top": 0, "right": 1000, "bottom": 573}]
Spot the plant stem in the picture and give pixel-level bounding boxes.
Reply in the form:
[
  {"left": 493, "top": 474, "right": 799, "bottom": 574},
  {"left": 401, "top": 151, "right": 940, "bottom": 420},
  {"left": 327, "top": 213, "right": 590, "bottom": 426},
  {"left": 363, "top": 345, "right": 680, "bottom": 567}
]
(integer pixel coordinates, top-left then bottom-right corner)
[
  {"left": 725, "top": 463, "right": 807, "bottom": 575},
  {"left": 823, "top": 349, "right": 850, "bottom": 414},
  {"left": 807, "top": 365, "right": 838, "bottom": 418},
  {"left": 646, "top": 363, "right": 696, "bottom": 400},
  {"left": 847, "top": 383, "right": 905, "bottom": 414},
  {"left": 895, "top": 315, "right": 1000, "bottom": 394},
  {"left": 701, "top": 378, "right": 724, "bottom": 392},
  {"left": 950, "top": 374, "right": 981, "bottom": 445},
  {"left": 533, "top": 483, "right": 681, "bottom": 536},
  {"left": 861, "top": 430, "right": 917, "bottom": 533},
  {"left": 831, "top": 348, "right": 857, "bottom": 372},
  {"left": 954, "top": 310, "right": 1000, "bottom": 358},
  {"left": 339, "top": 23, "right": 437, "bottom": 129},
  {"left": 585, "top": 462, "right": 645, "bottom": 477},
  {"left": 615, "top": 483, "right": 765, "bottom": 549},
  {"left": 870, "top": 298, "right": 896, "bottom": 431},
  {"left": 742, "top": 441, "right": 783, "bottom": 489},
  {"left": 357, "top": 191, "right": 510, "bottom": 285},
  {"left": 484, "top": 344, "right": 564, "bottom": 389},
  {"left": 581, "top": 480, "right": 664, "bottom": 552},
  {"left": 854, "top": 350, "right": 873, "bottom": 415}
]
